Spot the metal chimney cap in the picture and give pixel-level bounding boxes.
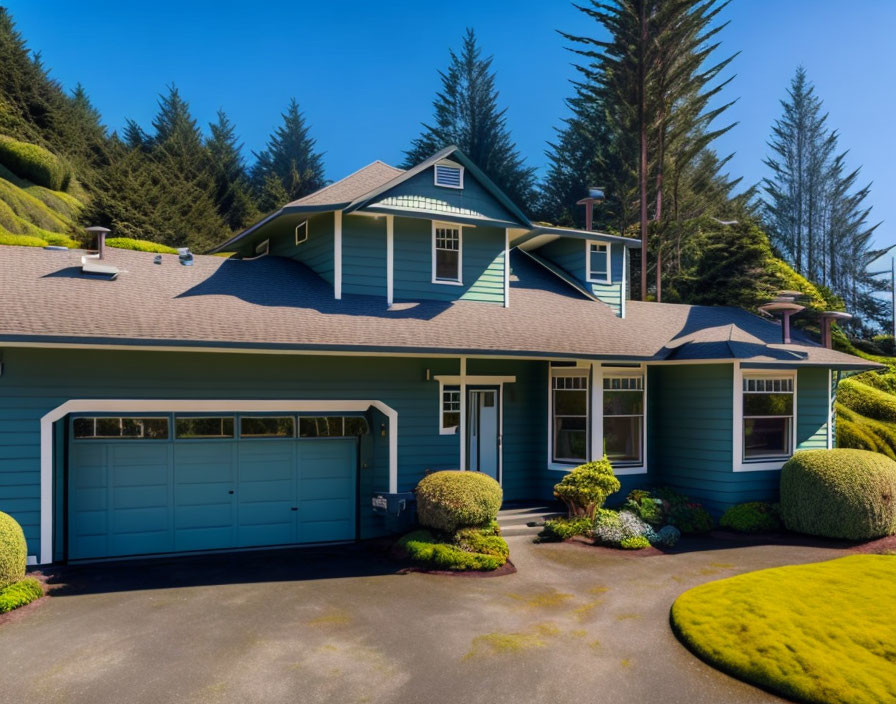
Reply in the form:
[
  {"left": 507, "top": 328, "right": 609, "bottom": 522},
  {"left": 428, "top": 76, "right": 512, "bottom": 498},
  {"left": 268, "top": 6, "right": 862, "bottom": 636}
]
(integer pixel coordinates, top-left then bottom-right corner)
[
  {"left": 85, "top": 226, "right": 111, "bottom": 234},
  {"left": 819, "top": 311, "right": 852, "bottom": 321},
  {"left": 758, "top": 301, "right": 805, "bottom": 315}
]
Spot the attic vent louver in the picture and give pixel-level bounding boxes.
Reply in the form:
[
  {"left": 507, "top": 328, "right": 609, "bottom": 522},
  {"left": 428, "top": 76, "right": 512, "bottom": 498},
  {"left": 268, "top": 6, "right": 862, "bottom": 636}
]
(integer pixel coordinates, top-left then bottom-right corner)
[{"left": 434, "top": 164, "right": 463, "bottom": 189}]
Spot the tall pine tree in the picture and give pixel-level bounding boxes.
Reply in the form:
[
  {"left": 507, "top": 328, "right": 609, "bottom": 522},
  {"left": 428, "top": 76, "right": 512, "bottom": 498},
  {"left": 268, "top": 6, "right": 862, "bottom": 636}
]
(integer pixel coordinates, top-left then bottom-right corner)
[
  {"left": 404, "top": 28, "right": 536, "bottom": 212},
  {"left": 206, "top": 110, "right": 259, "bottom": 230},
  {"left": 252, "top": 98, "right": 325, "bottom": 207}
]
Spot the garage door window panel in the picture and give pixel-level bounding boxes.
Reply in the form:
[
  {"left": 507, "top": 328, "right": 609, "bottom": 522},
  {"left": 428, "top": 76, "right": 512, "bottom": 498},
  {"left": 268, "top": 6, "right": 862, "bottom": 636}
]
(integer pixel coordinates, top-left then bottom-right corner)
[
  {"left": 73, "top": 416, "right": 169, "bottom": 440},
  {"left": 240, "top": 416, "right": 296, "bottom": 438},
  {"left": 175, "top": 416, "right": 234, "bottom": 439}
]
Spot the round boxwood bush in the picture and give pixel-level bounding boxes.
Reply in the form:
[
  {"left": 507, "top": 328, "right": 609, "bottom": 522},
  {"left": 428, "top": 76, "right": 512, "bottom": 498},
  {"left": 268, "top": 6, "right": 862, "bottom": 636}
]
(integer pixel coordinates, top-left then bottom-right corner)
[
  {"left": 416, "top": 470, "right": 502, "bottom": 534},
  {"left": 780, "top": 449, "right": 896, "bottom": 540},
  {"left": 0, "top": 135, "right": 71, "bottom": 191},
  {"left": 0, "top": 511, "right": 27, "bottom": 589},
  {"left": 720, "top": 502, "right": 782, "bottom": 534}
]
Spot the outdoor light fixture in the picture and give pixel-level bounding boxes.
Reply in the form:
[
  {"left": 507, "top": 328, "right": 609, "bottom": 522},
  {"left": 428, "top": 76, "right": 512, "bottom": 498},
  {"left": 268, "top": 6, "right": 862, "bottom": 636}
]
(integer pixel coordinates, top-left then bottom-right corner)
[{"left": 577, "top": 187, "right": 605, "bottom": 231}]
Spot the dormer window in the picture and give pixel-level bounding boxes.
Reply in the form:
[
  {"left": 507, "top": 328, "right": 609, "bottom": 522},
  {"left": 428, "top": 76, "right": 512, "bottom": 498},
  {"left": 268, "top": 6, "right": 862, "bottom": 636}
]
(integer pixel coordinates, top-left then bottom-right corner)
[
  {"left": 432, "top": 222, "right": 462, "bottom": 284},
  {"left": 586, "top": 241, "right": 610, "bottom": 283},
  {"left": 434, "top": 164, "right": 464, "bottom": 189}
]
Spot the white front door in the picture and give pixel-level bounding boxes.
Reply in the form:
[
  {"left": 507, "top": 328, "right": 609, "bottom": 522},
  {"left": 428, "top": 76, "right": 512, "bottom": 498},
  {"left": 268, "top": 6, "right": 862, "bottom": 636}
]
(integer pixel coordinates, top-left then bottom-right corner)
[{"left": 468, "top": 389, "right": 499, "bottom": 480}]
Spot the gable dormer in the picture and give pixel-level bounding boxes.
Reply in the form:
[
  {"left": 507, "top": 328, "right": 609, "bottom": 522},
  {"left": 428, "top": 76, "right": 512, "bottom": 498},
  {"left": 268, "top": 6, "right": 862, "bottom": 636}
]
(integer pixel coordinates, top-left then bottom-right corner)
[{"left": 512, "top": 226, "right": 639, "bottom": 317}]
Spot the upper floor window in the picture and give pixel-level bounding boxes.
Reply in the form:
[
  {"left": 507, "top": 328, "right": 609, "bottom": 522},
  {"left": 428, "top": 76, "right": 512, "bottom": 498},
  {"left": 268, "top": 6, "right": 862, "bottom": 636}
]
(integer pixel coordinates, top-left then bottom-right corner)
[
  {"left": 743, "top": 374, "right": 794, "bottom": 461},
  {"left": 433, "top": 223, "right": 462, "bottom": 284},
  {"left": 434, "top": 164, "right": 464, "bottom": 189},
  {"left": 587, "top": 242, "right": 610, "bottom": 283},
  {"left": 295, "top": 220, "right": 308, "bottom": 245}
]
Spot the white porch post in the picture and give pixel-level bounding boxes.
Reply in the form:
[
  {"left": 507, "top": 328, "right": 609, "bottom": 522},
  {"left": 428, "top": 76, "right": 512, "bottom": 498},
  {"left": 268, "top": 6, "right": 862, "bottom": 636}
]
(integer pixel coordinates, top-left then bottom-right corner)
[{"left": 590, "top": 362, "right": 603, "bottom": 460}]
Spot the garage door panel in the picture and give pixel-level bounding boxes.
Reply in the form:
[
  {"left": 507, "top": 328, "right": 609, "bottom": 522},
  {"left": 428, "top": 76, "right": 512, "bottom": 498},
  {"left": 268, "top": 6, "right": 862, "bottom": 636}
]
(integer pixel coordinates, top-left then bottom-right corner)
[{"left": 69, "top": 419, "right": 358, "bottom": 559}]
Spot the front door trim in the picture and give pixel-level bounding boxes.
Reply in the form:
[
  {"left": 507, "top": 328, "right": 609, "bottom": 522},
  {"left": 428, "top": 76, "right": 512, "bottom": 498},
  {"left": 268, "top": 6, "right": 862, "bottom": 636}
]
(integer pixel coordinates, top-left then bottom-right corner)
[
  {"left": 40, "top": 398, "right": 398, "bottom": 565},
  {"left": 466, "top": 385, "right": 502, "bottom": 485}
]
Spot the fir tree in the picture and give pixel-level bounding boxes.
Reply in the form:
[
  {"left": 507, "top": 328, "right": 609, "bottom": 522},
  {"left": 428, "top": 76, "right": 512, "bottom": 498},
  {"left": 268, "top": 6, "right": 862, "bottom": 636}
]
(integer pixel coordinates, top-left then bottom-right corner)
[
  {"left": 404, "top": 28, "right": 536, "bottom": 212},
  {"left": 252, "top": 98, "right": 325, "bottom": 205},
  {"left": 206, "top": 110, "right": 259, "bottom": 230}
]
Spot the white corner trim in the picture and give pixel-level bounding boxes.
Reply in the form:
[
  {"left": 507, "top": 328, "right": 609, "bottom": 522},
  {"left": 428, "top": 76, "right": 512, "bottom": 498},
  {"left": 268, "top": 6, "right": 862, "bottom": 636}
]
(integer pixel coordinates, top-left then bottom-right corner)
[
  {"left": 733, "top": 365, "right": 798, "bottom": 472},
  {"left": 827, "top": 368, "right": 834, "bottom": 450},
  {"left": 38, "top": 398, "right": 399, "bottom": 565},
  {"left": 386, "top": 215, "right": 394, "bottom": 307},
  {"left": 431, "top": 221, "right": 463, "bottom": 285},
  {"left": 334, "top": 210, "right": 343, "bottom": 300},
  {"left": 459, "top": 358, "right": 467, "bottom": 471},
  {"left": 621, "top": 245, "right": 628, "bottom": 319},
  {"left": 585, "top": 240, "right": 611, "bottom": 284},
  {"left": 503, "top": 228, "right": 510, "bottom": 308}
]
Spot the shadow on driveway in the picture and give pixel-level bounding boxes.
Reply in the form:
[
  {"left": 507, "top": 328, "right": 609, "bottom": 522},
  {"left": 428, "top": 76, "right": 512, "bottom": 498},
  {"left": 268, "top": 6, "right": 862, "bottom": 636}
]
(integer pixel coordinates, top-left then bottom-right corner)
[{"left": 42, "top": 542, "right": 403, "bottom": 597}]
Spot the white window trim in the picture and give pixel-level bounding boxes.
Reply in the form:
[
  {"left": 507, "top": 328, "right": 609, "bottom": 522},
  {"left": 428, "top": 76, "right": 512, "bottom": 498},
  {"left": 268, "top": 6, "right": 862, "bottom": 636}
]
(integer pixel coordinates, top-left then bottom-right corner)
[
  {"left": 733, "top": 364, "right": 798, "bottom": 472},
  {"left": 435, "top": 375, "right": 515, "bottom": 436},
  {"left": 431, "top": 221, "right": 463, "bottom": 285},
  {"left": 244, "top": 238, "right": 270, "bottom": 260},
  {"left": 547, "top": 362, "right": 647, "bottom": 476},
  {"left": 585, "top": 241, "right": 611, "bottom": 284},
  {"left": 295, "top": 219, "right": 309, "bottom": 245},
  {"left": 434, "top": 163, "right": 464, "bottom": 189},
  {"left": 439, "top": 384, "right": 460, "bottom": 435},
  {"left": 39, "top": 398, "right": 399, "bottom": 565}
]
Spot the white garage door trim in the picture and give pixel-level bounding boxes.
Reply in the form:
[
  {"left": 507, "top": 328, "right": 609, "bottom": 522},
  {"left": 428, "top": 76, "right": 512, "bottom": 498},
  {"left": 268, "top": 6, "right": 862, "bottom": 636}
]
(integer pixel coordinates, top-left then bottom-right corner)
[{"left": 40, "top": 399, "right": 399, "bottom": 565}]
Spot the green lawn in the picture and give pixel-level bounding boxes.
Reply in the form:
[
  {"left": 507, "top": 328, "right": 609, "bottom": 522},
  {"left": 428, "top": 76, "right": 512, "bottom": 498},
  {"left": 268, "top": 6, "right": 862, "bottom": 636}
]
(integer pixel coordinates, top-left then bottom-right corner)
[{"left": 671, "top": 555, "right": 896, "bottom": 704}]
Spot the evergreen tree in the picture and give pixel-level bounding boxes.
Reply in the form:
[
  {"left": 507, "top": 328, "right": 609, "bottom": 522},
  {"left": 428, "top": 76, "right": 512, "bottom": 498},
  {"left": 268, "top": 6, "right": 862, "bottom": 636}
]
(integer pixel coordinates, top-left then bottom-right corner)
[
  {"left": 252, "top": 98, "right": 325, "bottom": 206},
  {"left": 546, "top": 0, "right": 737, "bottom": 300},
  {"left": 206, "top": 110, "right": 259, "bottom": 230},
  {"left": 404, "top": 28, "right": 536, "bottom": 212},
  {"left": 763, "top": 67, "right": 887, "bottom": 330}
]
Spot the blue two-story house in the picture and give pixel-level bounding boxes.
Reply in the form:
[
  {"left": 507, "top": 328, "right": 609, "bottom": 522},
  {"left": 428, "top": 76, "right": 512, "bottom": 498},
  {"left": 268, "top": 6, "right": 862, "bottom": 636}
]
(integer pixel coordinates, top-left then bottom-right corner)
[{"left": 0, "top": 146, "right": 876, "bottom": 565}]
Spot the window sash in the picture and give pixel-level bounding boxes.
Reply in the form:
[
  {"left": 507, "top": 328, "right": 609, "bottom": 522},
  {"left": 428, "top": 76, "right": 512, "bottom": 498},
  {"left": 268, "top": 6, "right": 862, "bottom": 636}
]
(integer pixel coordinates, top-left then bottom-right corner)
[
  {"left": 742, "top": 374, "right": 794, "bottom": 461},
  {"left": 441, "top": 386, "right": 461, "bottom": 432},
  {"left": 551, "top": 374, "right": 588, "bottom": 463},
  {"left": 434, "top": 227, "right": 461, "bottom": 282},
  {"left": 588, "top": 243, "right": 609, "bottom": 280}
]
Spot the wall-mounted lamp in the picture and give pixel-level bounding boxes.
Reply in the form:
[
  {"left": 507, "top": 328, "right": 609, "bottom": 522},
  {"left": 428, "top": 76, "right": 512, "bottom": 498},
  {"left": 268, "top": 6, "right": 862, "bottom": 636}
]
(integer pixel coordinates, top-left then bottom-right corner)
[{"left": 380, "top": 423, "right": 387, "bottom": 438}]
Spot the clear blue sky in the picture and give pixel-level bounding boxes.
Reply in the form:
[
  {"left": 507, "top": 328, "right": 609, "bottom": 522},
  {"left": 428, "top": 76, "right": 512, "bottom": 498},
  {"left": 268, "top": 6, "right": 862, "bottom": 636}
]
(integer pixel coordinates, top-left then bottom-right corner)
[{"left": 6, "top": 0, "right": 895, "bottom": 252}]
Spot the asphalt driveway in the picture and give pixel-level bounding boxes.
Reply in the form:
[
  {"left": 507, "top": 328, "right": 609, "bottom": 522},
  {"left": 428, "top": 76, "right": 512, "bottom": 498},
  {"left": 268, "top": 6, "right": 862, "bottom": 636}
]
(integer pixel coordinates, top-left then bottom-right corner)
[{"left": 0, "top": 535, "right": 849, "bottom": 704}]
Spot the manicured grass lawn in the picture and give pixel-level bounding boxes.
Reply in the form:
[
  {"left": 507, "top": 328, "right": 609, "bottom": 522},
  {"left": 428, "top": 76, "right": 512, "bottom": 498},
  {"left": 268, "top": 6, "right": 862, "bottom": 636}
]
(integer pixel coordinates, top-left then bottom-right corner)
[{"left": 671, "top": 555, "right": 896, "bottom": 704}]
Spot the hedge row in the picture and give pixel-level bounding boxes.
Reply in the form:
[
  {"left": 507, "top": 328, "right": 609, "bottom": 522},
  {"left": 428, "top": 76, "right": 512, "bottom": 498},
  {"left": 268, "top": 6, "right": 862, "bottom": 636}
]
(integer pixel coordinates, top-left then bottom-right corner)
[{"left": 0, "top": 135, "right": 71, "bottom": 191}]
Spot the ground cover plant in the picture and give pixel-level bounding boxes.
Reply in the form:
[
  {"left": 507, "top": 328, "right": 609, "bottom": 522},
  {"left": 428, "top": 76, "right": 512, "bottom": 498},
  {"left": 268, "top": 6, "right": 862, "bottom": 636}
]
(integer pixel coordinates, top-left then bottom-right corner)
[
  {"left": 719, "top": 502, "right": 782, "bottom": 533},
  {"left": 0, "top": 577, "right": 42, "bottom": 614},
  {"left": 402, "top": 471, "right": 509, "bottom": 571},
  {"left": 780, "top": 449, "right": 896, "bottom": 540},
  {"left": 671, "top": 555, "right": 896, "bottom": 704}
]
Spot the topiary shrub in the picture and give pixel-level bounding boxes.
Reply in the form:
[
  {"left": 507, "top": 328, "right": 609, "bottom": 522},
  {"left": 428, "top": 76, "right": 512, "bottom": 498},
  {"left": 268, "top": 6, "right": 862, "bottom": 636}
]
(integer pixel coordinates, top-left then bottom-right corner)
[
  {"left": 416, "top": 471, "right": 502, "bottom": 534},
  {"left": 0, "top": 135, "right": 71, "bottom": 191},
  {"left": 553, "top": 456, "right": 621, "bottom": 519},
  {"left": 720, "top": 502, "right": 782, "bottom": 534},
  {"left": 0, "top": 511, "right": 27, "bottom": 589},
  {"left": 0, "top": 577, "right": 42, "bottom": 613},
  {"left": 780, "top": 449, "right": 896, "bottom": 540}
]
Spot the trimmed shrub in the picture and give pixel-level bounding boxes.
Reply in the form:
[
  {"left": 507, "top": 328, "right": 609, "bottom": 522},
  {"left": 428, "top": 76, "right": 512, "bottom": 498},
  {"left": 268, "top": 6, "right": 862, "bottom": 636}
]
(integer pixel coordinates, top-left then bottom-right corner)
[
  {"left": 780, "top": 449, "right": 896, "bottom": 540},
  {"left": 0, "top": 135, "right": 71, "bottom": 191},
  {"left": 553, "top": 456, "right": 620, "bottom": 519},
  {"left": 720, "top": 502, "right": 782, "bottom": 534},
  {"left": 399, "top": 527, "right": 508, "bottom": 571},
  {"left": 669, "top": 503, "right": 715, "bottom": 534},
  {"left": 592, "top": 509, "right": 654, "bottom": 548},
  {"left": 620, "top": 536, "right": 650, "bottom": 550},
  {"left": 837, "top": 378, "right": 896, "bottom": 424},
  {"left": 654, "top": 525, "right": 681, "bottom": 547},
  {"left": 537, "top": 516, "right": 592, "bottom": 542},
  {"left": 416, "top": 471, "right": 502, "bottom": 534},
  {"left": 0, "top": 231, "right": 47, "bottom": 247},
  {"left": 0, "top": 577, "right": 42, "bottom": 614},
  {"left": 105, "top": 237, "right": 179, "bottom": 254},
  {"left": 0, "top": 512, "right": 26, "bottom": 589}
]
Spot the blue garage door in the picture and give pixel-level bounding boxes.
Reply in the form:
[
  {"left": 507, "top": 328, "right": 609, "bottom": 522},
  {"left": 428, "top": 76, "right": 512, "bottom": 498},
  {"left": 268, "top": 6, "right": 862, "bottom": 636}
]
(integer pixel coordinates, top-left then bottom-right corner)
[{"left": 67, "top": 415, "right": 358, "bottom": 560}]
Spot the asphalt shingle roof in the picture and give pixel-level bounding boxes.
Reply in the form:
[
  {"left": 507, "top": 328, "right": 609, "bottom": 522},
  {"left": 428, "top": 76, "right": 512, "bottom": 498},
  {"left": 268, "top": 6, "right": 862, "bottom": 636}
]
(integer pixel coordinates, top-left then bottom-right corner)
[
  {"left": 0, "top": 245, "right": 875, "bottom": 368},
  {"left": 286, "top": 161, "right": 404, "bottom": 208}
]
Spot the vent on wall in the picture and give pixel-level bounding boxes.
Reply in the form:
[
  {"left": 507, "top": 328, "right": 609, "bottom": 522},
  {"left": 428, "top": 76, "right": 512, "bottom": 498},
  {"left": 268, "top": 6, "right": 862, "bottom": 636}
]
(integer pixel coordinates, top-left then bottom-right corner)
[{"left": 434, "top": 164, "right": 463, "bottom": 189}]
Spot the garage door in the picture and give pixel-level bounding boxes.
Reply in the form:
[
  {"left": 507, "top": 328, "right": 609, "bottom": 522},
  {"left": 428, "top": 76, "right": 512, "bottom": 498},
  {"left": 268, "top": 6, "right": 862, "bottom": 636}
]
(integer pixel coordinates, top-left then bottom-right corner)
[{"left": 67, "top": 414, "right": 360, "bottom": 560}]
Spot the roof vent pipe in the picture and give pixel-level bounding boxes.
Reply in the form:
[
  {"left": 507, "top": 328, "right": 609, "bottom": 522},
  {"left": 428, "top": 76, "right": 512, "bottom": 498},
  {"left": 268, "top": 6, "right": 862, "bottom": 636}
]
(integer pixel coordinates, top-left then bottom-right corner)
[
  {"left": 576, "top": 187, "right": 605, "bottom": 231},
  {"left": 758, "top": 291, "right": 806, "bottom": 344},
  {"left": 85, "top": 226, "right": 111, "bottom": 259},
  {"left": 819, "top": 311, "right": 852, "bottom": 349}
]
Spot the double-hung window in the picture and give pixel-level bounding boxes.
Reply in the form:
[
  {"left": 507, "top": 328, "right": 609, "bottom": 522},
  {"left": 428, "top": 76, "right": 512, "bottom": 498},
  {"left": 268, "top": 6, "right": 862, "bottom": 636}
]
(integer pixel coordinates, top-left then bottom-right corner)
[
  {"left": 586, "top": 242, "right": 609, "bottom": 283},
  {"left": 433, "top": 224, "right": 462, "bottom": 284},
  {"left": 742, "top": 374, "right": 794, "bottom": 460},
  {"left": 602, "top": 374, "right": 644, "bottom": 464},
  {"left": 552, "top": 374, "right": 588, "bottom": 463}
]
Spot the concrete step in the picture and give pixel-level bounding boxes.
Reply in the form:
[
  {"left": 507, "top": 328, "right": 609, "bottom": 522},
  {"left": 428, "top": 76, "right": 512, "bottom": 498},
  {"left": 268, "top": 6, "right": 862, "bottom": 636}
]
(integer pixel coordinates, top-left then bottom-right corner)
[{"left": 497, "top": 503, "right": 564, "bottom": 537}]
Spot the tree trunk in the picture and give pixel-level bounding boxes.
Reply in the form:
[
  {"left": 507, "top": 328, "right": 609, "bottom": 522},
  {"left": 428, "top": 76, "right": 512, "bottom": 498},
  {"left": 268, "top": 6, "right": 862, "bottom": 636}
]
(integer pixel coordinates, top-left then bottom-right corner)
[{"left": 639, "top": 0, "right": 649, "bottom": 301}]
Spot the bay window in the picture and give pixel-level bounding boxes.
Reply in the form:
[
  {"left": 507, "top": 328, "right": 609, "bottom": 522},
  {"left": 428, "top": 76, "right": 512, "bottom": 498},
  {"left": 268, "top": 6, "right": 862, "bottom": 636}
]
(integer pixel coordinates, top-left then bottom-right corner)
[
  {"left": 603, "top": 374, "right": 644, "bottom": 464},
  {"left": 552, "top": 374, "right": 588, "bottom": 463},
  {"left": 742, "top": 374, "right": 794, "bottom": 460}
]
